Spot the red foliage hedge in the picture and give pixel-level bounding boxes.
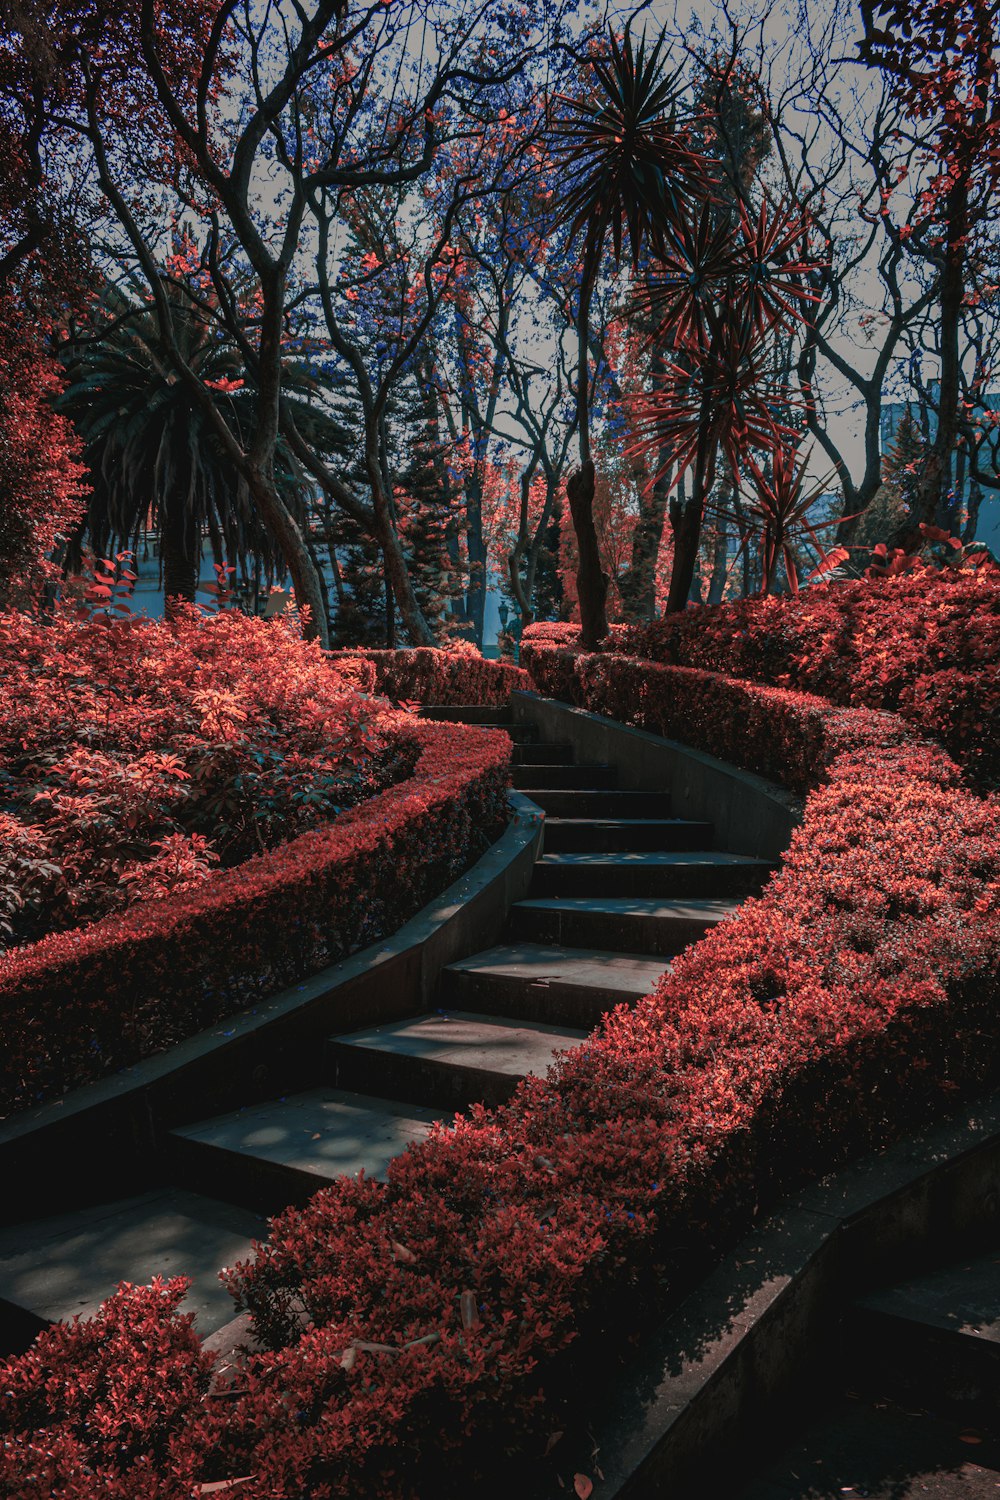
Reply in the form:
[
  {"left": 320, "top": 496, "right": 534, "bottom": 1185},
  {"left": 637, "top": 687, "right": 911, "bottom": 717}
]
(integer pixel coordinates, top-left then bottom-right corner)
[
  {"left": 330, "top": 644, "right": 531, "bottom": 705},
  {"left": 0, "top": 715, "right": 510, "bottom": 1115},
  {"left": 606, "top": 569, "right": 1000, "bottom": 787},
  {"left": 5, "top": 640, "right": 999, "bottom": 1498},
  {"left": 0, "top": 607, "right": 393, "bottom": 951}
]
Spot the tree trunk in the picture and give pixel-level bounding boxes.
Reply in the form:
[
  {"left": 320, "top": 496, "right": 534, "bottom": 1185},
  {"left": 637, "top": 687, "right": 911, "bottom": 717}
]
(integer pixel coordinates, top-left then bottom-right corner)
[
  {"left": 161, "top": 503, "right": 199, "bottom": 613},
  {"left": 890, "top": 177, "right": 969, "bottom": 550},
  {"left": 707, "top": 498, "right": 731, "bottom": 605},
  {"left": 666, "top": 466, "right": 707, "bottom": 614},
  {"left": 567, "top": 460, "right": 608, "bottom": 649},
  {"left": 374, "top": 505, "right": 435, "bottom": 646}
]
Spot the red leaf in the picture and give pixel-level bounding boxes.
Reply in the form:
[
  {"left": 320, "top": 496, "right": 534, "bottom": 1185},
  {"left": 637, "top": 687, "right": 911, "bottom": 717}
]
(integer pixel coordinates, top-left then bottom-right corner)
[{"left": 574, "top": 1475, "right": 594, "bottom": 1498}]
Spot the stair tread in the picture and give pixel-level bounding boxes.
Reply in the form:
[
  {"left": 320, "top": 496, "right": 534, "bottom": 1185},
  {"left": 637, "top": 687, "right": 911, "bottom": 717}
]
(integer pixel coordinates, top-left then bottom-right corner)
[
  {"left": 0, "top": 1188, "right": 261, "bottom": 1334},
  {"left": 446, "top": 942, "right": 668, "bottom": 993},
  {"left": 857, "top": 1251, "right": 1000, "bottom": 1345},
  {"left": 515, "top": 895, "right": 740, "bottom": 920},
  {"left": 538, "top": 849, "right": 771, "bottom": 866},
  {"left": 332, "top": 1010, "right": 587, "bottom": 1077},
  {"left": 172, "top": 1089, "right": 446, "bottom": 1184}
]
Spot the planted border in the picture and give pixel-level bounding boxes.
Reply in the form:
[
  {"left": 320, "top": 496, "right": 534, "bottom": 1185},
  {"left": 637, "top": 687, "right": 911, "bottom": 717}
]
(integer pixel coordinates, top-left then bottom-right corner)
[
  {"left": 0, "top": 719, "right": 510, "bottom": 1116},
  {"left": 330, "top": 646, "right": 531, "bottom": 705},
  {"left": 4, "top": 645, "right": 1000, "bottom": 1499},
  {"left": 525, "top": 567, "right": 1000, "bottom": 788}
]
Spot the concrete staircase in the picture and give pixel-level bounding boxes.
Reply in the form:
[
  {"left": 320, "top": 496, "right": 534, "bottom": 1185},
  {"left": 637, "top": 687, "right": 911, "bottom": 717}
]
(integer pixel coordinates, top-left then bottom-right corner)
[{"left": 0, "top": 702, "right": 772, "bottom": 1353}]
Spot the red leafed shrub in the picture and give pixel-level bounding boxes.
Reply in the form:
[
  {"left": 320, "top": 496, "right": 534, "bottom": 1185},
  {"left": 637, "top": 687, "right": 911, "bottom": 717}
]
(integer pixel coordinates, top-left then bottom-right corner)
[
  {"left": 0, "top": 604, "right": 390, "bottom": 951},
  {"left": 603, "top": 568, "right": 1000, "bottom": 787},
  {"left": 0, "top": 300, "right": 87, "bottom": 609},
  {"left": 330, "top": 645, "right": 531, "bottom": 705},
  {"left": 0, "top": 1277, "right": 222, "bottom": 1498},
  {"left": 201, "top": 652, "right": 996, "bottom": 1497},
  {"left": 5, "top": 639, "right": 999, "bottom": 1499},
  {"left": 0, "top": 699, "right": 510, "bottom": 1115}
]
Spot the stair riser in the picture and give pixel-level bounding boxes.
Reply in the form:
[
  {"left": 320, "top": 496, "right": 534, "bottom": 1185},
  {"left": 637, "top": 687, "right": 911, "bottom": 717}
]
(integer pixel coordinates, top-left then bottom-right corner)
[
  {"left": 511, "top": 743, "right": 574, "bottom": 765},
  {"left": 327, "top": 1043, "right": 521, "bottom": 1112},
  {"left": 542, "top": 821, "right": 714, "bottom": 854},
  {"left": 512, "top": 765, "right": 617, "bottom": 790},
  {"left": 438, "top": 970, "right": 636, "bottom": 1029},
  {"left": 484, "top": 722, "right": 538, "bottom": 744},
  {"left": 530, "top": 864, "right": 771, "bottom": 900},
  {"left": 524, "top": 791, "right": 673, "bottom": 817},
  {"left": 164, "top": 1135, "right": 330, "bottom": 1218},
  {"left": 507, "top": 906, "right": 716, "bottom": 957},
  {"left": 0, "top": 1297, "right": 51, "bottom": 1359},
  {"left": 846, "top": 1306, "right": 1000, "bottom": 1421}
]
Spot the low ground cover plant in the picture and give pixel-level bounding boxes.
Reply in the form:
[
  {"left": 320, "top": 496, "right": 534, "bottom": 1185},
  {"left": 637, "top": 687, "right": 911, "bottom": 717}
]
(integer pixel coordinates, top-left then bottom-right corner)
[{"left": 4, "top": 632, "right": 998, "bottom": 1499}]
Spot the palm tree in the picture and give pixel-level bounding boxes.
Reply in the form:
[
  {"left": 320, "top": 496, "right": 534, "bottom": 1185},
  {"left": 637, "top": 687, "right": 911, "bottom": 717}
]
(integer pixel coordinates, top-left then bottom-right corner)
[
  {"left": 550, "top": 27, "right": 703, "bottom": 644},
  {"left": 59, "top": 278, "right": 348, "bottom": 610}
]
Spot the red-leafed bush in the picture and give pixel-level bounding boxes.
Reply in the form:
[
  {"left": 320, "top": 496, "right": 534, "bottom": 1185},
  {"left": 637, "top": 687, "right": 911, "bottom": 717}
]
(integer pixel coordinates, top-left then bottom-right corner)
[
  {"left": 0, "top": 692, "right": 510, "bottom": 1114},
  {"left": 603, "top": 568, "right": 1000, "bottom": 787},
  {"left": 0, "top": 604, "right": 390, "bottom": 951},
  {"left": 5, "top": 638, "right": 999, "bottom": 1500},
  {"left": 0, "top": 1278, "right": 221, "bottom": 1498},
  {"left": 0, "top": 301, "right": 87, "bottom": 609},
  {"left": 330, "top": 644, "right": 531, "bottom": 705}
]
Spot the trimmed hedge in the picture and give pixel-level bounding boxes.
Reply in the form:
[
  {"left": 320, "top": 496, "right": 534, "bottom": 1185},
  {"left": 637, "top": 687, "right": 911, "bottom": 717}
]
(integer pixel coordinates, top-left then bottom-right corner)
[
  {"left": 0, "top": 719, "right": 510, "bottom": 1115},
  {"left": 5, "top": 641, "right": 998, "bottom": 1499},
  {"left": 605, "top": 568, "right": 1000, "bottom": 787},
  {"left": 330, "top": 645, "right": 531, "bottom": 705}
]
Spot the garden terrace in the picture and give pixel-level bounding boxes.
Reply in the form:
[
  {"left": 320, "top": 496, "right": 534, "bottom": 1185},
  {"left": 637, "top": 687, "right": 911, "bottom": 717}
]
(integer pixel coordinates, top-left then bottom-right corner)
[
  {"left": 0, "top": 615, "right": 512, "bottom": 1114},
  {"left": 2, "top": 638, "right": 999, "bottom": 1499}
]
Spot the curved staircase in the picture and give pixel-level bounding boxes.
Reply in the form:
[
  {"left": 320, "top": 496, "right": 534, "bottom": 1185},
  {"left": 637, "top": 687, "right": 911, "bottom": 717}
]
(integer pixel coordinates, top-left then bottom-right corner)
[{"left": 0, "top": 702, "right": 774, "bottom": 1352}]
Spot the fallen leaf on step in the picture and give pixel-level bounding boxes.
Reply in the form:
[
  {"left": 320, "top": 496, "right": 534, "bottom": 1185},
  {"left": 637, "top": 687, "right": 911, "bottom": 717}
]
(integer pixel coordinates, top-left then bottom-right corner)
[{"left": 574, "top": 1474, "right": 593, "bottom": 1499}]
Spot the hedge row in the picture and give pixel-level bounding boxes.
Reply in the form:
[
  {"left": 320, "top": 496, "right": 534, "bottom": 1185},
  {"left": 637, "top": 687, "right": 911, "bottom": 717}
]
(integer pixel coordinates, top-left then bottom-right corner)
[
  {"left": 0, "top": 718, "right": 511, "bottom": 1116},
  {"left": 604, "top": 568, "right": 1000, "bottom": 787},
  {"left": 5, "top": 644, "right": 999, "bottom": 1498},
  {"left": 330, "top": 645, "right": 531, "bottom": 706}
]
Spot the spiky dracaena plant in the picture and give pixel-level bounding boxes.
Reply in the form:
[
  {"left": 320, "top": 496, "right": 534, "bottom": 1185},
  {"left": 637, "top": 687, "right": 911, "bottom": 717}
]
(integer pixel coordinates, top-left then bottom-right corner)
[{"left": 549, "top": 26, "right": 705, "bottom": 644}]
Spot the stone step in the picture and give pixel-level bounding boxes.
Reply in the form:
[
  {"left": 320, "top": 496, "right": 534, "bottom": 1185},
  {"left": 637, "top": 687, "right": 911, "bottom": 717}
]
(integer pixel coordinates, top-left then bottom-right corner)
[
  {"left": 511, "top": 741, "right": 575, "bottom": 766},
  {"left": 419, "top": 704, "right": 513, "bottom": 724},
  {"left": 847, "top": 1251, "right": 1000, "bottom": 1421},
  {"left": 440, "top": 942, "right": 668, "bottom": 1028},
  {"left": 326, "top": 1011, "right": 587, "bottom": 1111},
  {"left": 512, "top": 763, "right": 618, "bottom": 791},
  {"left": 0, "top": 1188, "right": 262, "bottom": 1355},
  {"left": 166, "top": 1090, "right": 446, "bottom": 1216},
  {"left": 508, "top": 895, "right": 739, "bottom": 956},
  {"left": 482, "top": 720, "right": 538, "bottom": 744},
  {"left": 542, "top": 817, "right": 714, "bottom": 854},
  {"left": 530, "top": 849, "right": 774, "bottom": 899},
  {"left": 520, "top": 788, "right": 671, "bottom": 817}
]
